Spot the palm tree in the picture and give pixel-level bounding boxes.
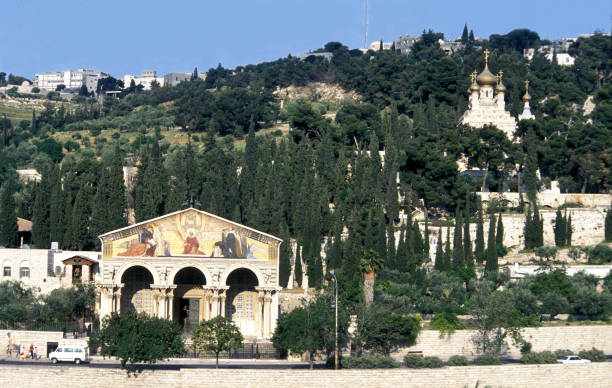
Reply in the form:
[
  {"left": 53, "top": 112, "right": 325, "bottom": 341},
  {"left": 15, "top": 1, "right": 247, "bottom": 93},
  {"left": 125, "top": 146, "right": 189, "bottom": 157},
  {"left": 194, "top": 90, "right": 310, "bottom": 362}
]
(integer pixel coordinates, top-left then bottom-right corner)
[{"left": 359, "top": 249, "right": 384, "bottom": 306}]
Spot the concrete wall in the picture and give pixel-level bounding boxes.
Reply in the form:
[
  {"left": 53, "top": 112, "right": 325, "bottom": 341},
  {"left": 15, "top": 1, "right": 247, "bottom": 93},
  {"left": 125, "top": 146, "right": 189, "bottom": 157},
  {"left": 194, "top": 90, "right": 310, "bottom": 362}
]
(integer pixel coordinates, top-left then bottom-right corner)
[
  {"left": 393, "top": 325, "right": 612, "bottom": 361},
  {"left": 1, "top": 364, "right": 611, "bottom": 388}
]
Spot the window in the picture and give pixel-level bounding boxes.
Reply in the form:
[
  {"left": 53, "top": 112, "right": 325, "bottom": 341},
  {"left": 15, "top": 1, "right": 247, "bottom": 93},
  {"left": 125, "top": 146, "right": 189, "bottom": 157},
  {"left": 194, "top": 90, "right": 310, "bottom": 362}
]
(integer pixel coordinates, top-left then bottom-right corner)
[
  {"left": 20, "top": 267, "right": 30, "bottom": 278},
  {"left": 3, "top": 267, "right": 10, "bottom": 277}
]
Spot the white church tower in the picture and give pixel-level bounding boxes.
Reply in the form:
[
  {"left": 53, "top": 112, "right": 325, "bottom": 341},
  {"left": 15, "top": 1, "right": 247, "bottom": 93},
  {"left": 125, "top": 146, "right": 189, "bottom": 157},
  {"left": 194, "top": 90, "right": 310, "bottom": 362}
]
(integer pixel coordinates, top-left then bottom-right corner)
[{"left": 518, "top": 80, "right": 536, "bottom": 121}]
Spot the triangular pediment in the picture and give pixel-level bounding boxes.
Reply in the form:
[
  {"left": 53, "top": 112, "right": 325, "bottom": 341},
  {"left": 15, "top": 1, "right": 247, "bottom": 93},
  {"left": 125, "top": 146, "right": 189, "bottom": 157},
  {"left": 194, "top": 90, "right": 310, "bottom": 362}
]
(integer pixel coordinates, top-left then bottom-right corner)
[{"left": 99, "top": 208, "right": 281, "bottom": 260}]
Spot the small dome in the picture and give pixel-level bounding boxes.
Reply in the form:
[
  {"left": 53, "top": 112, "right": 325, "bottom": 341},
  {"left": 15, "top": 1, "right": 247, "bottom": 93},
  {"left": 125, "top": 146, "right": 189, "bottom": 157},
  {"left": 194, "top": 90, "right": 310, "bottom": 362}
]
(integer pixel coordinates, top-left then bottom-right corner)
[
  {"left": 522, "top": 92, "right": 531, "bottom": 101},
  {"left": 476, "top": 65, "right": 496, "bottom": 86},
  {"left": 495, "top": 82, "right": 506, "bottom": 93},
  {"left": 470, "top": 82, "right": 480, "bottom": 92}
]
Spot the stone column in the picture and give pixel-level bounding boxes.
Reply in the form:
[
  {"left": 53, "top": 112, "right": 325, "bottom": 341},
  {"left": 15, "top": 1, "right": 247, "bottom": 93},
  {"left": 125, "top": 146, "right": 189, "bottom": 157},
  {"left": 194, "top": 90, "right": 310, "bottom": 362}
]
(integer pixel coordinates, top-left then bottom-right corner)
[
  {"left": 263, "top": 291, "right": 272, "bottom": 338},
  {"left": 255, "top": 288, "right": 265, "bottom": 339},
  {"left": 211, "top": 289, "right": 219, "bottom": 317},
  {"left": 167, "top": 288, "right": 176, "bottom": 321},
  {"left": 113, "top": 284, "right": 124, "bottom": 314},
  {"left": 219, "top": 287, "right": 229, "bottom": 318},
  {"left": 97, "top": 284, "right": 114, "bottom": 319}
]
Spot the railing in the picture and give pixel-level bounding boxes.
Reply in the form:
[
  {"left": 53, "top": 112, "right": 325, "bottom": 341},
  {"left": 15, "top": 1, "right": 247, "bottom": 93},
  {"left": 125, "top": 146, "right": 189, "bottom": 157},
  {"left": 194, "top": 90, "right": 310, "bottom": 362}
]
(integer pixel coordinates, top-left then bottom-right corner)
[
  {"left": 183, "top": 342, "right": 282, "bottom": 360},
  {"left": 0, "top": 320, "right": 91, "bottom": 337}
]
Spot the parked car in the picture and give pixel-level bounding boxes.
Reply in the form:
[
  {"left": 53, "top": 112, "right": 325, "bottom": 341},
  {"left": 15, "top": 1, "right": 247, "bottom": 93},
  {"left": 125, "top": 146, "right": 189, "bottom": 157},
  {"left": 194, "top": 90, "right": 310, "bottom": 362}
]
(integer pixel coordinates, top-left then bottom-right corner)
[
  {"left": 48, "top": 346, "right": 90, "bottom": 364},
  {"left": 556, "top": 355, "right": 591, "bottom": 364}
]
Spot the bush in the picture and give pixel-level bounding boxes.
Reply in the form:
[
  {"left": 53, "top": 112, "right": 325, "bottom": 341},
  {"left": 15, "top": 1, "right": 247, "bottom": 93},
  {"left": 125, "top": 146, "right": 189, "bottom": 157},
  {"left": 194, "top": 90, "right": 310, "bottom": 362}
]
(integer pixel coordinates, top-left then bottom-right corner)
[
  {"left": 473, "top": 354, "right": 501, "bottom": 365},
  {"left": 554, "top": 349, "right": 574, "bottom": 359},
  {"left": 404, "top": 354, "right": 444, "bottom": 368},
  {"left": 578, "top": 348, "right": 606, "bottom": 362},
  {"left": 520, "top": 351, "right": 557, "bottom": 364},
  {"left": 341, "top": 354, "right": 400, "bottom": 369},
  {"left": 447, "top": 355, "right": 468, "bottom": 366},
  {"left": 586, "top": 244, "right": 612, "bottom": 264}
]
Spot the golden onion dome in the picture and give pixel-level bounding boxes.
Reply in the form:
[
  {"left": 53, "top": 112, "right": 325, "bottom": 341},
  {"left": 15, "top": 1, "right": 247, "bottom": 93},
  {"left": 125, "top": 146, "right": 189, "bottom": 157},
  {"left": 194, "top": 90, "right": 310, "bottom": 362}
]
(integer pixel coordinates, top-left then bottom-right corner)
[
  {"left": 522, "top": 92, "right": 531, "bottom": 101},
  {"left": 495, "top": 82, "right": 506, "bottom": 93},
  {"left": 476, "top": 64, "right": 497, "bottom": 86},
  {"left": 470, "top": 82, "right": 480, "bottom": 92}
]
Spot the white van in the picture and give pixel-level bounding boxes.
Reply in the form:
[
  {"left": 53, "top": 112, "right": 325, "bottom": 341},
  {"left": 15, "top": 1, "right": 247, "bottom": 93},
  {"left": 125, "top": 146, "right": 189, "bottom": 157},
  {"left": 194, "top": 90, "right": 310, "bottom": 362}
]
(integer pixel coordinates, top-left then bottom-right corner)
[{"left": 49, "top": 346, "right": 90, "bottom": 364}]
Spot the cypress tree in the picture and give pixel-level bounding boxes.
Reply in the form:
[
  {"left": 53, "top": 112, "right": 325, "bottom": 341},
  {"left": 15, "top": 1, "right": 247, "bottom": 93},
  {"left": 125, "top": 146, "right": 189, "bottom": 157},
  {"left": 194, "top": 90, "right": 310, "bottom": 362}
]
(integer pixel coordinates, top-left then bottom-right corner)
[
  {"left": 423, "top": 215, "right": 430, "bottom": 263},
  {"left": 444, "top": 227, "right": 451, "bottom": 271},
  {"left": 107, "top": 143, "right": 127, "bottom": 229},
  {"left": 496, "top": 212, "right": 504, "bottom": 247},
  {"left": 566, "top": 213, "right": 572, "bottom": 246},
  {"left": 294, "top": 244, "right": 303, "bottom": 288},
  {"left": 386, "top": 224, "right": 396, "bottom": 270},
  {"left": 605, "top": 204, "right": 612, "bottom": 241},
  {"left": 32, "top": 169, "right": 52, "bottom": 248},
  {"left": 469, "top": 30, "right": 475, "bottom": 42},
  {"left": 485, "top": 214, "right": 498, "bottom": 272},
  {"left": 91, "top": 169, "right": 109, "bottom": 245},
  {"left": 524, "top": 129, "right": 539, "bottom": 204},
  {"left": 412, "top": 220, "right": 424, "bottom": 266},
  {"left": 278, "top": 221, "right": 292, "bottom": 288},
  {"left": 69, "top": 186, "right": 91, "bottom": 250},
  {"left": 134, "top": 141, "right": 167, "bottom": 222},
  {"left": 62, "top": 190, "right": 72, "bottom": 248},
  {"left": 524, "top": 207, "right": 533, "bottom": 249},
  {"left": 0, "top": 179, "right": 18, "bottom": 247},
  {"left": 48, "top": 167, "right": 65, "bottom": 244},
  {"left": 553, "top": 209, "right": 565, "bottom": 246},
  {"left": 463, "top": 198, "right": 472, "bottom": 267},
  {"left": 475, "top": 197, "right": 485, "bottom": 263},
  {"left": 395, "top": 224, "right": 407, "bottom": 272},
  {"left": 31, "top": 110, "right": 37, "bottom": 135},
  {"left": 534, "top": 209, "right": 544, "bottom": 247},
  {"left": 434, "top": 227, "right": 444, "bottom": 271},
  {"left": 461, "top": 24, "right": 469, "bottom": 44},
  {"left": 452, "top": 207, "right": 464, "bottom": 269}
]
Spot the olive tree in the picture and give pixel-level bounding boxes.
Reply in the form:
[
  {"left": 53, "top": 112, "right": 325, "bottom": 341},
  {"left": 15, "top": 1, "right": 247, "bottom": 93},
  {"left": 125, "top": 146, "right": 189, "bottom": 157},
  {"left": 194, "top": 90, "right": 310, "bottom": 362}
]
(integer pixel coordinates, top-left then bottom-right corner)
[{"left": 191, "top": 316, "right": 244, "bottom": 368}]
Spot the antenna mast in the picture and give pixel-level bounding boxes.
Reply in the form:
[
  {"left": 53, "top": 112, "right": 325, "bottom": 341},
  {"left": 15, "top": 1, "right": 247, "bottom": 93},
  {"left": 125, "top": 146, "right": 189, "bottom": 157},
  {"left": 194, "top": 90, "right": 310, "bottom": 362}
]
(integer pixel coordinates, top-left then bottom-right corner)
[{"left": 363, "top": 0, "right": 369, "bottom": 49}]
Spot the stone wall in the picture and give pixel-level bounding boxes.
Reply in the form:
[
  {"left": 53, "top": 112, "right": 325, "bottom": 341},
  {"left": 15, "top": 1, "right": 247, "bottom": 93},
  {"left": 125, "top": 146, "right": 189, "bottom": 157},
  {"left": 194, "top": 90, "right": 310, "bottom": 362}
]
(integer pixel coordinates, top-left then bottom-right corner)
[
  {"left": 0, "top": 330, "right": 87, "bottom": 358},
  {"left": 478, "top": 192, "right": 612, "bottom": 210},
  {"left": 393, "top": 325, "right": 612, "bottom": 361},
  {"left": 1, "top": 364, "right": 611, "bottom": 388},
  {"left": 422, "top": 208, "right": 607, "bottom": 260}
]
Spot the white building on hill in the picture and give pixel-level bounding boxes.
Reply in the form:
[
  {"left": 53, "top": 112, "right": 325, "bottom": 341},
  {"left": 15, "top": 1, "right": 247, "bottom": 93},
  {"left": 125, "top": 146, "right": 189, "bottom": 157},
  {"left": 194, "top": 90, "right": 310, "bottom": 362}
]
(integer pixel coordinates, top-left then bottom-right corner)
[
  {"left": 34, "top": 69, "right": 108, "bottom": 93},
  {"left": 123, "top": 70, "right": 165, "bottom": 90}
]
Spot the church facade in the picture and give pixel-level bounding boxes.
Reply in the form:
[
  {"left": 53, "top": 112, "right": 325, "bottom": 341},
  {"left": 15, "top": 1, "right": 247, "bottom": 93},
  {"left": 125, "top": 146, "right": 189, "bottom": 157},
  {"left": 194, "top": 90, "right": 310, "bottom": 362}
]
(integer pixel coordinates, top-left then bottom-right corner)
[{"left": 96, "top": 208, "right": 282, "bottom": 340}]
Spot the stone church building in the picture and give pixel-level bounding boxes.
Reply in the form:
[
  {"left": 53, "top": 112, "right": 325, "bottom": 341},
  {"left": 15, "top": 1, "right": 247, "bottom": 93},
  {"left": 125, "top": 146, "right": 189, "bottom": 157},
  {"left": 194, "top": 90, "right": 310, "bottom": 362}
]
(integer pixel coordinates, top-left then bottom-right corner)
[{"left": 96, "top": 208, "right": 282, "bottom": 340}]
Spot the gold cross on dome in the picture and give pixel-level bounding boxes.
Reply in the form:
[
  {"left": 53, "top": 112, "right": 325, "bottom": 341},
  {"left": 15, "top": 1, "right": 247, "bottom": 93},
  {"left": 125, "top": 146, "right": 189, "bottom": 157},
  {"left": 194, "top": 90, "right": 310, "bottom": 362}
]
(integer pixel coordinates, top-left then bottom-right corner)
[
  {"left": 497, "top": 70, "right": 503, "bottom": 84},
  {"left": 470, "top": 71, "right": 477, "bottom": 83},
  {"left": 484, "top": 49, "right": 490, "bottom": 65},
  {"left": 525, "top": 79, "right": 530, "bottom": 92}
]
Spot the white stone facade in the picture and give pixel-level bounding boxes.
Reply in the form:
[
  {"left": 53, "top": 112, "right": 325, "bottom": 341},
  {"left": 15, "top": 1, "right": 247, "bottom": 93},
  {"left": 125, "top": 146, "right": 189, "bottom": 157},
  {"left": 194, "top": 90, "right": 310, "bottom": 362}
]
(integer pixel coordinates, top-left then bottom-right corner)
[
  {"left": 123, "top": 70, "right": 165, "bottom": 90},
  {"left": 33, "top": 69, "right": 108, "bottom": 93}
]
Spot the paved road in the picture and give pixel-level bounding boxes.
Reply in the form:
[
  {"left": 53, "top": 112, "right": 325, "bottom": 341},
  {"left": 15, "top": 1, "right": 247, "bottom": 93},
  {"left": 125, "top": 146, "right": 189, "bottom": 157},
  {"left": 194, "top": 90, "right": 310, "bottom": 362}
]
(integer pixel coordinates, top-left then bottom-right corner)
[{"left": 0, "top": 358, "right": 322, "bottom": 370}]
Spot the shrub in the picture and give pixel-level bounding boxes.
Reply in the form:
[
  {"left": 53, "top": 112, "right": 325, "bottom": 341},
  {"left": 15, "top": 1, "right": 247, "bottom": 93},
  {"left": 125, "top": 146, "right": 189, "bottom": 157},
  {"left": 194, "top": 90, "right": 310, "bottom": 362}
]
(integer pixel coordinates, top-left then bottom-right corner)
[
  {"left": 404, "top": 355, "right": 444, "bottom": 368},
  {"left": 520, "top": 351, "right": 557, "bottom": 364},
  {"left": 473, "top": 354, "right": 501, "bottom": 365},
  {"left": 422, "top": 356, "right": 444, "bottom": 368},
  {"left": 554, "top": 349, "right": 574, "bottom": 359},
  {"left": 431, "top": 310, "right": 463, "bottom": 337},
  {"left": 404, "top": 354, "right": 424, "bottom": 368},
  {"left": 586, "top": 244, "right": 612, "bottom": 264},
  {"left": 90, "top": 128, "right": 101, "bottom": 136},
  {"left": 541, "top": 293, "right": 570, "bottom": 319},
  {"left": 578, "top": 348, "right": 606, "bottom": 362},
  {"left": 341, "top": 354, "right": 400, "bottom": 369},
  {"left": 447, "top": 355, "right": 468, "bottom": 366}
]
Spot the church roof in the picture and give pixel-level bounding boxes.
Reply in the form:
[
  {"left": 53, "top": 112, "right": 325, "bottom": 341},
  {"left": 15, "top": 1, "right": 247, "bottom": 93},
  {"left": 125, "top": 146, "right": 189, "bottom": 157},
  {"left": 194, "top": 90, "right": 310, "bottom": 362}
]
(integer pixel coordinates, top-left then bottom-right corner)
[
  {"left": 98, "top": 207, "right": 282, "bottom": 243},
  {"left": 476, "top": 64, "right": 497, "bottom": 86}
]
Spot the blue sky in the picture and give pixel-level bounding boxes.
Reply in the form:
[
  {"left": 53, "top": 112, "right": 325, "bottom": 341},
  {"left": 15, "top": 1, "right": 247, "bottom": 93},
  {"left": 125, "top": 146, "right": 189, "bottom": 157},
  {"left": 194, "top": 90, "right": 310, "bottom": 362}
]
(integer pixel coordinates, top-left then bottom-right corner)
[{"left": 1, "top": 0, "right": 610, "bottom": 79}]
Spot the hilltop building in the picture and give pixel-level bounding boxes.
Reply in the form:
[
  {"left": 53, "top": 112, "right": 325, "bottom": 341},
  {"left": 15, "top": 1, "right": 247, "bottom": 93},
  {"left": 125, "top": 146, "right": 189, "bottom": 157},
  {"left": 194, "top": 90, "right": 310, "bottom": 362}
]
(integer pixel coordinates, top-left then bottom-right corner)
[
  {"left": 123, "top": 70, "right": 165, "bottom": 90},
  {"left": 34, "top": 69, "right": 108, "bottom": 93},
  {"left": 458, "top": 49, "right": 517, "bottom": 139}
]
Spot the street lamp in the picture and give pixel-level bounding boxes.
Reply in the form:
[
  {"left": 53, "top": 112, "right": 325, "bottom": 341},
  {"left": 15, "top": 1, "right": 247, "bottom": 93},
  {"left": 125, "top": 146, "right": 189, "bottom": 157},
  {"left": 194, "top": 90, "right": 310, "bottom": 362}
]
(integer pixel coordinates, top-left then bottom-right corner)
[{"left": 329, "top": 269, "right": 338, "bottom": 370}]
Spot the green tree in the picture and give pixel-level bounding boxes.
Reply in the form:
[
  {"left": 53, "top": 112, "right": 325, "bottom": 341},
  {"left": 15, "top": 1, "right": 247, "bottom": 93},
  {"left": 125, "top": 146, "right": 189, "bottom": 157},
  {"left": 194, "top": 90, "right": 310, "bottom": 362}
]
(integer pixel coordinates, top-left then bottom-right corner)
[
  {"left": 523, "top": 128, "right": 539, "bottom": 204},
  {"left": 0, "top": 179, "right": 18, "bottom": 247},
  {"left": 191, "top": 316, "right": 244, "bottom": 368},
  {"left": 89, "top": 311, "right": 184, "bottom": 369},
  {"left": 272, "top": 293, "right": 340, "bottom": 369},
  {"left": 294, "top": 245, "right": 303, "bottom": 288},
  {"left": 355, "top": 304, "right": 421, "bottom": 356},
  {"left": 278, "top": 223, "right": 291, "bottom": 288},
  {"left": 475, "top": 197, "right": 485, "bottom": 263},
  {"left": 554, "top": 209, "right": 566, "bottom": 246},
  {"left": 461, "top": 24, "right": 469, "bottom": 44},
  {"left": 434, "top": 227, "right": 444, "bottom": 271},
  {"left": 605, "top": 205, "right": 612, "bottom": 241},
  {"left": 360, "top": 249, "right": 384, "bottom": 306},
  {"left": 540, "top": 293, "right": 570, "bottom": 319},
  {"left": 463, "top": 197, "right": 472, "bottom": 267},
  {"left": 452, "top": 207, "right": 464, "bottom": 269},
  {"left": 485, "top": 214, "right": 498, "bottom": 272}
]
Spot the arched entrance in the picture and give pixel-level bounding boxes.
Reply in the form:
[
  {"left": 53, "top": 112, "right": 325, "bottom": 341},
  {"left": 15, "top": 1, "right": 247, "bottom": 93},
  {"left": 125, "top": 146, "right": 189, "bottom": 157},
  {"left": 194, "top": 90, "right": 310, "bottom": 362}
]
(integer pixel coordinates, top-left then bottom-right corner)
[
  {"left": 226, "top": 268, "right": 259, "bottom": 338},
  {"left": 121, "top": 266, "right": 154, "bottom": 315},
  {"left": 173, "top": 267, "right": 206, "bottom": 331}
]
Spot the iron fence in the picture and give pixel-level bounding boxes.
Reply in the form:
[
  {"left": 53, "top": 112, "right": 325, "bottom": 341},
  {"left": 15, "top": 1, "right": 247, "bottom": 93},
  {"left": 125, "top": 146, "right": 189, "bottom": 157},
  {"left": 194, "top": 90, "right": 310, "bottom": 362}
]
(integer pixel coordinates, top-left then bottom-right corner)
[{"left": 183, "top": 342, "right": 282, "bottom": 359}]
